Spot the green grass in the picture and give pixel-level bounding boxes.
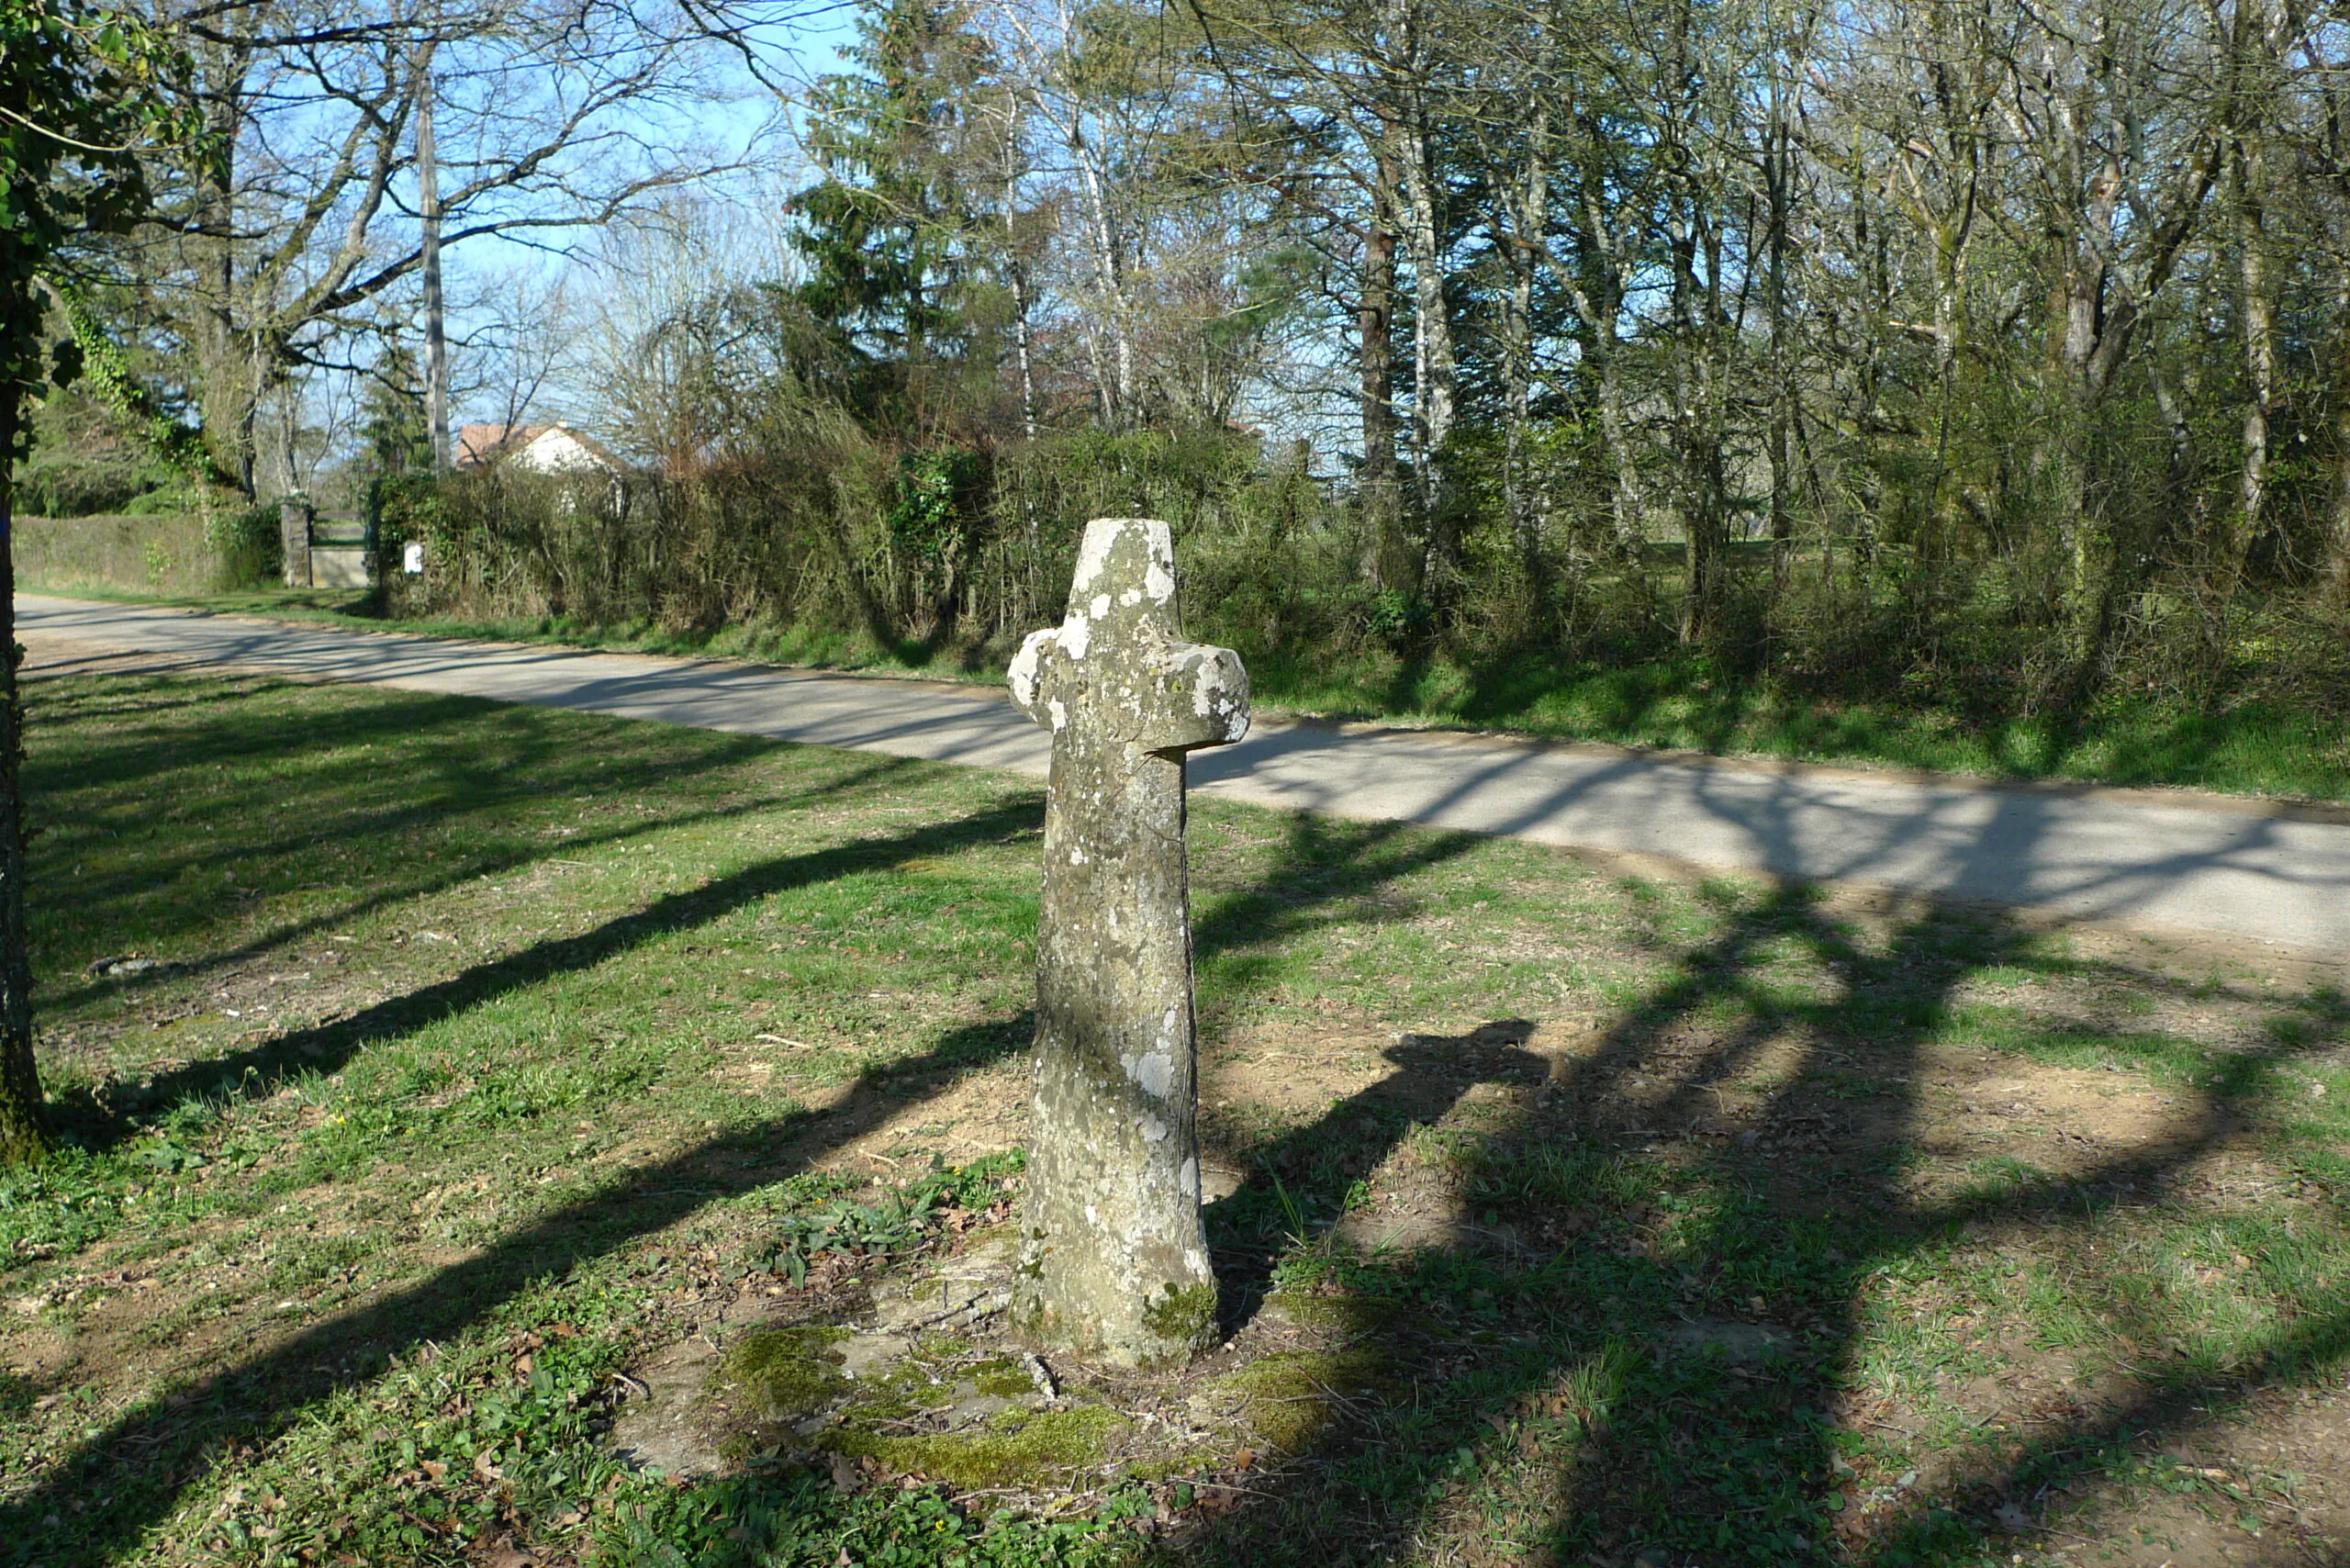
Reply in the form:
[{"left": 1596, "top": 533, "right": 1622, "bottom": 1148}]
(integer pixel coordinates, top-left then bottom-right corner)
[
  {"left": 32, "top": 580, "right": 2350, "bottom": 802},
  {"left": 4, "top": 667, "right": 2348, "bottom": 1565},
  {"left": 1243, "top": 642, "right": 2350, "bottom": 802}
]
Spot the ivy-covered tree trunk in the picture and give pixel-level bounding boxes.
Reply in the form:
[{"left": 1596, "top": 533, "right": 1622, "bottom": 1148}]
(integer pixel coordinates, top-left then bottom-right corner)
[
  {"left": 0, "top": 388, "right": 46, "bottom": 1163},
  {"left": 0, "top": 0, "right": 199, "bottom": 1164}
]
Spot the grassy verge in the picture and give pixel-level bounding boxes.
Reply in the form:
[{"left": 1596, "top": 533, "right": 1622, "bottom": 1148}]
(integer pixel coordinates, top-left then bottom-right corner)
[
  {"left": 28, "top": 582, "right": 2350, "bottom": 802},
  {"left": 6, "top": 665, "right": 2348, "bottom": 1564}
]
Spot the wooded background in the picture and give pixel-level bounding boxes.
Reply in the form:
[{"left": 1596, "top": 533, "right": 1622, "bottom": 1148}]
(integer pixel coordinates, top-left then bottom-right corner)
[{"left": 33, "top": 0, "right": 2350, "bottom": 733}]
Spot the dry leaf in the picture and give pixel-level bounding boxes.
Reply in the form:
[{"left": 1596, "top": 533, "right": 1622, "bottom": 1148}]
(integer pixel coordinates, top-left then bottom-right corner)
[{"left": 825, "top": 1452, "right": 866, "bottom": 1495}]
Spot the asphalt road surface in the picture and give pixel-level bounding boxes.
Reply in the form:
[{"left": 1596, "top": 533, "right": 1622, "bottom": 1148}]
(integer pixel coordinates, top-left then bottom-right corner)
[{"left": 23, "top": 594, "right": 2349, "bottom": 959}]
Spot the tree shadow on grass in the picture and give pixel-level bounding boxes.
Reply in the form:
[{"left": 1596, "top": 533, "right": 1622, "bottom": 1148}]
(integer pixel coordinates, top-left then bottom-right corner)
[
  {"left": 50, "top": 780, "right": 1037, "bottom": 1153},
  {"left": 18, "top": 671, "right": 2344, "bottom": 1564},
  {"left": 31, "top": 673, "right": 879, "bottom": 1011},
  {"left": 2, "top": 1010, "right": 1042, "bottom": 1568},
  {"left": 45, "top": 744, "right": 929, "bottom": 1024},
  {"left": 1181, "top": 806, "right": 1519, "bottom": 1327},
  {"left": 1178, "top": 888, "right": 2350, "bottom": 1566},
  {"left": 1203, "top": 1024, "right": 1550, "bottom": 1337},
  {"left": 24, "top": 671, "right": 527, "bottom": 797},
  {"left": 5, "top": 767, "right": 1536, "bottom": 1563},
  {"left": 1190, "top": 809, "right": 1492, "bottom": 1021},
  {"left": 0, "top": 790, "right": 1070, "bottom": 1565}
]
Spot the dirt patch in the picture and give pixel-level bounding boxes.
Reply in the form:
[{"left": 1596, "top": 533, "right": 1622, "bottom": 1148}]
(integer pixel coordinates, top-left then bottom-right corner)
[
  {"left": 601, "top": 1226, "right": 1348, "bottom": 1502},
  {"left": 1915, "top": 1064, "right": 2207, "bottom": 1174}
]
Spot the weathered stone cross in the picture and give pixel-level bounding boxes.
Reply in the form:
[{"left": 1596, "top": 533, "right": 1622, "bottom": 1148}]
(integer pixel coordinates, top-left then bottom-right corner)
[{"left": 1007, "top": 518, "right": 1249, "bottom": 1365}]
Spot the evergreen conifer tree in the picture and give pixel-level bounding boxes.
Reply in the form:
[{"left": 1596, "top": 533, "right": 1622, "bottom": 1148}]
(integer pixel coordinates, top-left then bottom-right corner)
[{"left": 791, "top": 0, "right": 995, "bottom": 432}]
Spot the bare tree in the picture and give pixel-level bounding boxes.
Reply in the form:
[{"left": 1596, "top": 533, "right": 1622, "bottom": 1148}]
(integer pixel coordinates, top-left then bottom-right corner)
[{"left": 126, "top": 0, "right": 775, "bottom": 496}]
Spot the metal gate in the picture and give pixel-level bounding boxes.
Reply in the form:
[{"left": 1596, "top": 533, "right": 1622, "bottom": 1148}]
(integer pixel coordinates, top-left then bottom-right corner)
[{"left": 279, "top": 500, "right": 375, "bottom": 589}]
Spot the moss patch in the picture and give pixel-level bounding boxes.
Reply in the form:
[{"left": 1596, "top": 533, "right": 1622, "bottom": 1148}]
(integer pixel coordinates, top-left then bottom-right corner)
[
  {"left": 1143, "top": 1282, "right": 1217, "bottom": 1352},
  {"left": 969, "top": 1358, "right": 1039, "bottom": 1398},
  {"left": 1214, "top": 1350, "right": 1391, "bottom": 1452},
  {"left": 827, "top": 1406, "right": 1122, "bottom": 1489},
  {"left": 1261, "top": 1289, "right": 1413, "bottom": 1335},
  {"left": 723, "top": 1327, "right": 852, "bottom": 1421}
]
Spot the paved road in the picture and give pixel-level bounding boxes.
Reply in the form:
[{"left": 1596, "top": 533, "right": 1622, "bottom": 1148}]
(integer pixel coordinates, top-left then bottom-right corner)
[{"left": 22, "top": 594, "right": 2350, "bottom": 958}]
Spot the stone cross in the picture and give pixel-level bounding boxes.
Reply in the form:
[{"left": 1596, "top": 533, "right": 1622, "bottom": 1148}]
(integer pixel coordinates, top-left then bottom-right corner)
[{"left": 1007, "top": 518, "right": 1249, "bottom": 1365}]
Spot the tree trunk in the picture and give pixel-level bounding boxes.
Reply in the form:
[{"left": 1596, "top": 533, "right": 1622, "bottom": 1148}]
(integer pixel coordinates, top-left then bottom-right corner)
[
  {"left": 0, "top": 387, "right": 47, "bottom": 1164},
  {"left": 1359, "top": 142, "right": 1404, "bottom": 588},
  {"left": 1002, "top": 119, "right": 1037, "bottom": 443},
  {"left": 1565, "top": 226, "right": 1641, "bottom": 567},
  {"left": 1762, "top": 68, "right": 1794, "bottom": 595},
  {"left": 2327, "top": 267, "right": 2350, "bottom": 603},
  {"left": 189, "top": 49, "right": 258, "bottom": 499},
  {"left": 1398, "top": 118, "right": 1459, "bottom": 594},
  {"left": 2226, "top": 2, "right": 2286, "bottom": 623},
  {"left": 419, "top": 50, "right": 450, "bottom": 472},
  {"left": 1501, "top": 106, "right": 1551, "bottom": 588},
  {"left": 1660, "top": 0, "right": 1728, "bottom": 646},
  {"left": 1068, "top": 129, "right": 1136, "bottom": 427},
  {"left": 1668, "top": 193, "right": 1725, "bottom": 645}
]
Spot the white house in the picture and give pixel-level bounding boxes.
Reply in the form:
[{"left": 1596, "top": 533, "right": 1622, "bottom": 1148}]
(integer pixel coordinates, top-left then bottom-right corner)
[{"left": 453, "top": 423, "right": 627, "bottom": 476}]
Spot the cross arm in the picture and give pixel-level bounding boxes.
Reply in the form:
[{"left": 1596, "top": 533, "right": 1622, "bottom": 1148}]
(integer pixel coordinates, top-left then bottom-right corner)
[
  {"left": 1136, "top": 638, "right": 1250, "bottom": 756},
  {"left": 1009, "top": 625, "right": 1072, "bottom": 730}
]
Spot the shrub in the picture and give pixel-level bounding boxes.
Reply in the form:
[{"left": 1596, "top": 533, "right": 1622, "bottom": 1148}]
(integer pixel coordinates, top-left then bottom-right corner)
[{"left": 207, "top": 500, "right": 284, "bottom": 588}]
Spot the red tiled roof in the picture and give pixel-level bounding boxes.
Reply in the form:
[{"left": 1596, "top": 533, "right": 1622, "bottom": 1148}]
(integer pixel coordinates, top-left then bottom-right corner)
[{"left": 453, "top": 423, "right": 551, "bottom": 468}]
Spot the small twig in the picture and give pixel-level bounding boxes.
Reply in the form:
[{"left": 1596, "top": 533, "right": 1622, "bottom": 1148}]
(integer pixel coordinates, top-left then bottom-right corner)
[{"left": 1023, "top": 1352, "right": 1058, "bottom": 1403}]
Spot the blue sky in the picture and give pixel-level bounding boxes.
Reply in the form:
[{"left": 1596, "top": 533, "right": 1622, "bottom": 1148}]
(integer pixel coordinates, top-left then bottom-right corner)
[{"left": 431, "top": 2, "right": 869, "bottom": 435}]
